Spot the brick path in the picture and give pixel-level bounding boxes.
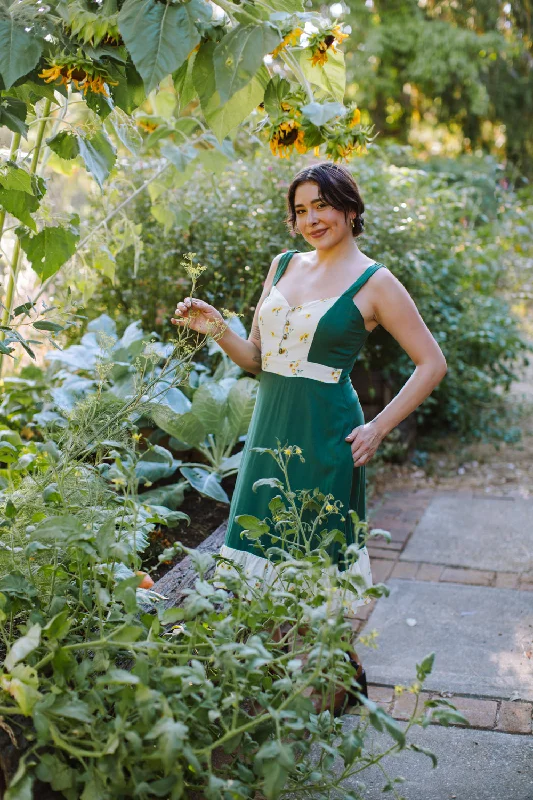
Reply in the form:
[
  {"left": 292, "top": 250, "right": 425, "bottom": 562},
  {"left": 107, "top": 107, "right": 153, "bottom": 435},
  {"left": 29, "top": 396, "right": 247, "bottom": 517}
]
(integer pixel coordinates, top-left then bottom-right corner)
[{"left": 353, "top": 489, "right": 533, "bottom": 736}]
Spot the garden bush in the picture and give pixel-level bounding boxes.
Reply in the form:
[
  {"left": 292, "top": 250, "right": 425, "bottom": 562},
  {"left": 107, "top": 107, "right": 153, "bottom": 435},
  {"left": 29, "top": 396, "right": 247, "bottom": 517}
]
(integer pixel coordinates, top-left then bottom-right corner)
[{"left": 81, "top": 146, "right": 532, "bottom": 439}]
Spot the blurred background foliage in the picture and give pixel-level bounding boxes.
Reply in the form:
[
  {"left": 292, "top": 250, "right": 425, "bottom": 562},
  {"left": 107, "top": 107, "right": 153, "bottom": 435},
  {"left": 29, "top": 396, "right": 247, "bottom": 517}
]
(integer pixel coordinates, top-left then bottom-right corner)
[
  {"left": 60, "top": 143, "right": 533, "bottom": 439},
  {"left": 338, "top": 0, "right": 533, "bottom": 178}
]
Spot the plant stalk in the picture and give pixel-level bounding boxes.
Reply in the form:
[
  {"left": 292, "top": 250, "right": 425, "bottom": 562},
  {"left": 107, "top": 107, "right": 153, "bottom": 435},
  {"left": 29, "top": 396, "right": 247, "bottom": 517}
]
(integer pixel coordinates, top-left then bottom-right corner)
[
  {"left": 0, "top": 131, "right": 22, "bottom": 241},
  {"left": 0, "top": 99, "right": 52, "bottom": 375}
]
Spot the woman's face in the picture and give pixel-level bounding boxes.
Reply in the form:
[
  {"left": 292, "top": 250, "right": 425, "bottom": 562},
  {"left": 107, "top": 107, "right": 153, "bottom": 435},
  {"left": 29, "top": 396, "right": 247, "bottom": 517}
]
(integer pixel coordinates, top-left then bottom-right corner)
[{"left": 293, "top": 181, "right": 353, "bottom": 249}]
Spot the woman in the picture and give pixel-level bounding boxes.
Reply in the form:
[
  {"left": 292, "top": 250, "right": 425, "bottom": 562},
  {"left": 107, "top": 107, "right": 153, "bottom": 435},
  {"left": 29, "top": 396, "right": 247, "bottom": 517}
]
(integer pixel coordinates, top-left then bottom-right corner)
[{"left": 171, "top": 162, "right": 447, "bottom": 697}]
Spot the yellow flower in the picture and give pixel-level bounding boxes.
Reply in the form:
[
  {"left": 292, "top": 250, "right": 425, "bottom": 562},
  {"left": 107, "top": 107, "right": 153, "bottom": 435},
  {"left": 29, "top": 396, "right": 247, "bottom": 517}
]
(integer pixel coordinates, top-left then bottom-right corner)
[
  {"left": 349, "top": 108, "right": 361, "bottom": 128},
  {"left": 132, "top": 433, "right": 142, "bottom": 442},
  {"left": 38, "top": 65, "right": 66, "bottom": 84},
  {"left": 271, "top": 27, "right": 303, "bottom": 58},
  {"left": 283, "top": 448, "right": 292, "bottom": 455},
  {"left": 38, "top": 63, "right": 117, "bottom": 96},
  {"left": 111, "top": 477, "right": 126, "bottom": 487},
  {"left": 394, "top": 684, "right": 405, "bottom": 695},
  {"left": 309, "top": 24, "right": 348, "bottom": 66},
  {"left": 294, "top": 447, "right": 302, "bottom": 454},
  {"left": 310, "top": 45, "right": 329, "bottom": 67},
  {"left": 325, "top": 503, "right": 334, "bottom": 512},
  {"left": 270, "top": 119, "right": 307, "bottom": 159},
  {"left": 332, "top": 25, "right": 349, "bottom": 44}
]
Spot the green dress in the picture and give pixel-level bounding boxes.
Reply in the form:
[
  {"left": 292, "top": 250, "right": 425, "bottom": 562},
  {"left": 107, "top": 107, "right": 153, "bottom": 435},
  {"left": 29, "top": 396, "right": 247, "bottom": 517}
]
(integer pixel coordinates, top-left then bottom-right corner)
[{"left": 217, "top": 250, "right": 384, "bottom": 614}]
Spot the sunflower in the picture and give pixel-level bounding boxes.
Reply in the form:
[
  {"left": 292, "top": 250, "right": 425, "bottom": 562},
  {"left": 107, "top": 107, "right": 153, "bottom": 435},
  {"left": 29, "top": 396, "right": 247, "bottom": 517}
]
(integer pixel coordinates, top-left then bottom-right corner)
[
  {"left": 38, "top": 58, "right": 118, "bottom": 97},
  {"left": 308, "top": 23, "right": 349, "bottom": 67},
  {"left": 271, "top": 27, "right": 303, "bottom": 58},
  {"left": 349, "top": 108, "right": 361, "bottom": 128},
  {"left": 270, "top": 119, "right": 308, "bottom": 159}
]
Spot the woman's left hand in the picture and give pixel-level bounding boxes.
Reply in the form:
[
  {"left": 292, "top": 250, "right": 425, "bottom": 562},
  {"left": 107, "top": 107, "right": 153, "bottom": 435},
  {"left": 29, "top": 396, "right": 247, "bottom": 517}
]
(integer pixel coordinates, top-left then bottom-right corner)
[{"left": 345, "top": 422, "right": 384, "bottom": 467}]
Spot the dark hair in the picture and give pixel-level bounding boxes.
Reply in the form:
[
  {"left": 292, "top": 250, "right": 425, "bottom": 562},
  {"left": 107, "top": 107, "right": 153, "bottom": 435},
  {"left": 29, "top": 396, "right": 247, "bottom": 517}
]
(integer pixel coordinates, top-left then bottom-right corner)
[{"left": 286, "top": 162, "right": 365, "bottom": 237}]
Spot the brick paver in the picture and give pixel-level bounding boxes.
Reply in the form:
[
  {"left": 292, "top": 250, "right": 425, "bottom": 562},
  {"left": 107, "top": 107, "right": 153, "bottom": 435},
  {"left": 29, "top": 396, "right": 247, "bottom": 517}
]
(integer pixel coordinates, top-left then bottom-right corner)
[
  {"left": 496, "top": 702, "right": 533, "bottom": 734},
  {"left": 390, "top": 561, "right": 418, "bottom": 579},
  {"left": 416, "top": 563, "right": 444, "bottom": 581},
  {"left": 440, "top": 566, "right": 495, "bottom": 586},
  {"left": 450, "top": 696, "right": 498, "bottom": 728},
  {"left": 495, "top": 572, "right": 520, "bottom": 589}
]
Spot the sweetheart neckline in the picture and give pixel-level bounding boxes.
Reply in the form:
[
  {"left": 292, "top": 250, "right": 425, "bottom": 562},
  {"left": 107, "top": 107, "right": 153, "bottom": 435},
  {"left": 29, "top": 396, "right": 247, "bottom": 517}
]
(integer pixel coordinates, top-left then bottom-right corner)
[
  {"left": 267, "top": 285, "right": 375, "bottom": 333},
  {"left": 272, "top": 261, "right": 380, "bottom": 308}
]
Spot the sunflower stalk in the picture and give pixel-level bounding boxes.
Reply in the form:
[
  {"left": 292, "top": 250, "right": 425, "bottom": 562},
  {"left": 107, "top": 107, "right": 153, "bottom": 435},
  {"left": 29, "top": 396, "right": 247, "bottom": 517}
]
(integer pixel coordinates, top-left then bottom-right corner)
[{"left": 0, "top": 99, "right": 52, "bottom": 375}]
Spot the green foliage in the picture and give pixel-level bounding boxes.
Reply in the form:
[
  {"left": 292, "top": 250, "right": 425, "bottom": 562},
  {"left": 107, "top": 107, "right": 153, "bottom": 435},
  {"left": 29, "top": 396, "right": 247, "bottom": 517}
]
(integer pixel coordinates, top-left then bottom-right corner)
[
  {"left": 118, "top": 0, "right": 202, "bottom": 94},
  {"left": 35, "top": 308, "right": 257, "bottom": 503},
  {"left": 0, "top": 437, "right": 464, "bottom": 798},
  {"left": 18, "top": 216, "right": 81, "bottom": 281},
  {"left": 340, "top": 0, "right": 533, "bottom": 177}
]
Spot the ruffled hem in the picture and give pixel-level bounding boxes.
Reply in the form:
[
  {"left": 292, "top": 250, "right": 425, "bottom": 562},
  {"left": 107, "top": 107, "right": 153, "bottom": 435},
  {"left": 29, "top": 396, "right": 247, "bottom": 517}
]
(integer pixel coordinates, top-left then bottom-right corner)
[{"left": 214, "top": 544, "right": 373, "bottom": 617}]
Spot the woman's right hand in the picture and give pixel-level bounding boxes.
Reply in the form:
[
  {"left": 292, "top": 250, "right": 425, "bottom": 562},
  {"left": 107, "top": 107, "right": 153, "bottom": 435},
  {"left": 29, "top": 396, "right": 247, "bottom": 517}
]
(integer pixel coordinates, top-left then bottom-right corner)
[{"left": 171, "top": 297, "right": 228, "bottom": 338}]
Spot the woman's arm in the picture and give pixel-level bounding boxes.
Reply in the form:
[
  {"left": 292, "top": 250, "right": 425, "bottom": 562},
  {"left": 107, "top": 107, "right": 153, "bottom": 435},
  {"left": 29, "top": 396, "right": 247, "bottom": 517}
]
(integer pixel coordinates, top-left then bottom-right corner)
[
  {"left": 172, "top": 254, "right": 281, "bottom": 376},
  {"left": 216, "top": 254, "right": 282, "bottom": 376},
  {"left": 346, "top": 269, "right": 447, "bottom": 467}
]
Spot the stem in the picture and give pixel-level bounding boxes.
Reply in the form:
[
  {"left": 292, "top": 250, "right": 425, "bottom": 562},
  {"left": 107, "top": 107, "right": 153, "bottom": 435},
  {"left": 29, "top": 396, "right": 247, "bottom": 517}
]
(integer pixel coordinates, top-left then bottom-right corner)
[
  {"left": 0, "top": 98, "right": 52, "bottom": 375},
  {"left": 280, "top": 49, "right": 314, "bottom": 103},
  {"left": 0, "top": 131, "right": 22, "bottom": 240},
  {"left": 38, "top": 90, "right": 69, "bottom": 176}
]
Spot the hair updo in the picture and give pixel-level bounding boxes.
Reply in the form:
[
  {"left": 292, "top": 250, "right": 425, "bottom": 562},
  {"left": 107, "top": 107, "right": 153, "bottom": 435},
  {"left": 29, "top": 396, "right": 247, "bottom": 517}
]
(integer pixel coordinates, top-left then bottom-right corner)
[{"left": 286, "top": 162, "right": 365, "bottom": 238}]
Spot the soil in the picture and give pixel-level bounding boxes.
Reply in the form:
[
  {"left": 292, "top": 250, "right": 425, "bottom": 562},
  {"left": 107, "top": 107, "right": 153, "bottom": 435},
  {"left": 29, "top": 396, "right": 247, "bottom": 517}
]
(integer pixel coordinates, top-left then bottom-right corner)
[
  {"left": 369, "top": 349, "right": 533, "bottom": 501},
  {"left": 145, "top": 474, "right": 236, "bottom": 580}
]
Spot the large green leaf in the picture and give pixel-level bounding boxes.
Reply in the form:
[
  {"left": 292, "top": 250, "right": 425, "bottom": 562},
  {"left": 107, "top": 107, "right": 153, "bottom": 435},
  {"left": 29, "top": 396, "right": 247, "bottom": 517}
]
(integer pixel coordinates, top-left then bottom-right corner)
[
  {"left": 140, "top": 481, "right": 187, "bottom": 510},
  {"left": 174, "top": 51, "right": 197, "bottom": 111},
  {"left": 0, "top": 18, "right": 42, "bottom": 89},
  {"left": 19, "top": 217, "right": 80, "bottom": 281},
  {"left": 301, "top": 100, "right": 346, "bottom": 126},
  {"left": 191, "top": 382, "right": 229, "bottom": 433},
  {"left": 205, "top": 66, "right": 269, "bottom": 142},
  {"left": 149, "top": 405, "right": 206, "bottom": 448},
  {"left": 0, "top": 96, "right": 28, "bottom": 137},
  {"left": 214, "top": 23, "right": 281, "bottom": 104},
  {"left": 108, "top": 60, "right": 147, "bottom": 114},
  {"left": 269, "top": 0, "right": 304, "bottom": 9},
  {"left": 118, "top": 0, "right": 201, "bottom": 94},
  {"left": 227, "top": 377, "right": 258, "bottom": 440},
  {"left": 0, "top": 188, "right": 39, "bottom": 230},
  {"left": 135, "top": 445, "right": 181, "bottom": 483},
  {"left": 180, "top": 466, "right": 229, "bottom": 503},
  {"left": 0, "top": 164, "right": 34, "bottom": 194},
  {"left": 4, "top": 623, "right": 41, "bottom": 671},
  {"left": 299, "top": 47, "right": 346, "bottom": 103},
  {"left": 46, "top": 131, "right": 80, "bottom": 161},
  {"left": 78, "top": 131, "right": 117, "bottom": 188},
  {"left": 192, "top": 41, "right": 217, "bottom": 110},
  {"left": 263, "top": 76, "right": 291, "bottom": 117}
]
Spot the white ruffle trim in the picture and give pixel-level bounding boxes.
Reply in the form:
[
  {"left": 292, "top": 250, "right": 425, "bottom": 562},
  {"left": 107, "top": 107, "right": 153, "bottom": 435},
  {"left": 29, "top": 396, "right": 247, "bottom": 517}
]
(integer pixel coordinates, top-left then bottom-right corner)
[{"left": 214, "top": 544, "right": 373, "bottom": 617}]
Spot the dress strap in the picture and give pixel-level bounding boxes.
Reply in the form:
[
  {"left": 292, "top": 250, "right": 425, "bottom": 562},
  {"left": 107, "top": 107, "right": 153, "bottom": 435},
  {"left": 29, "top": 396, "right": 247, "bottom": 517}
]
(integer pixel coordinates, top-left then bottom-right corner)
[
  {"left": 273, "top": 250, "right": 299, "bottom": 285},
  {"left": 341, "top": 263, "right": 384, "bottom": 299}
]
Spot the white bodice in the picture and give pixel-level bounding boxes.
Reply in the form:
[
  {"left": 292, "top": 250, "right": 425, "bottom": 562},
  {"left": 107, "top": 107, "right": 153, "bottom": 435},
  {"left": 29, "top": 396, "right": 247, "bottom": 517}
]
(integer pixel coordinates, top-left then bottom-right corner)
[{"left": 258, "top": 284, "right": 344, "bottom": 383}]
